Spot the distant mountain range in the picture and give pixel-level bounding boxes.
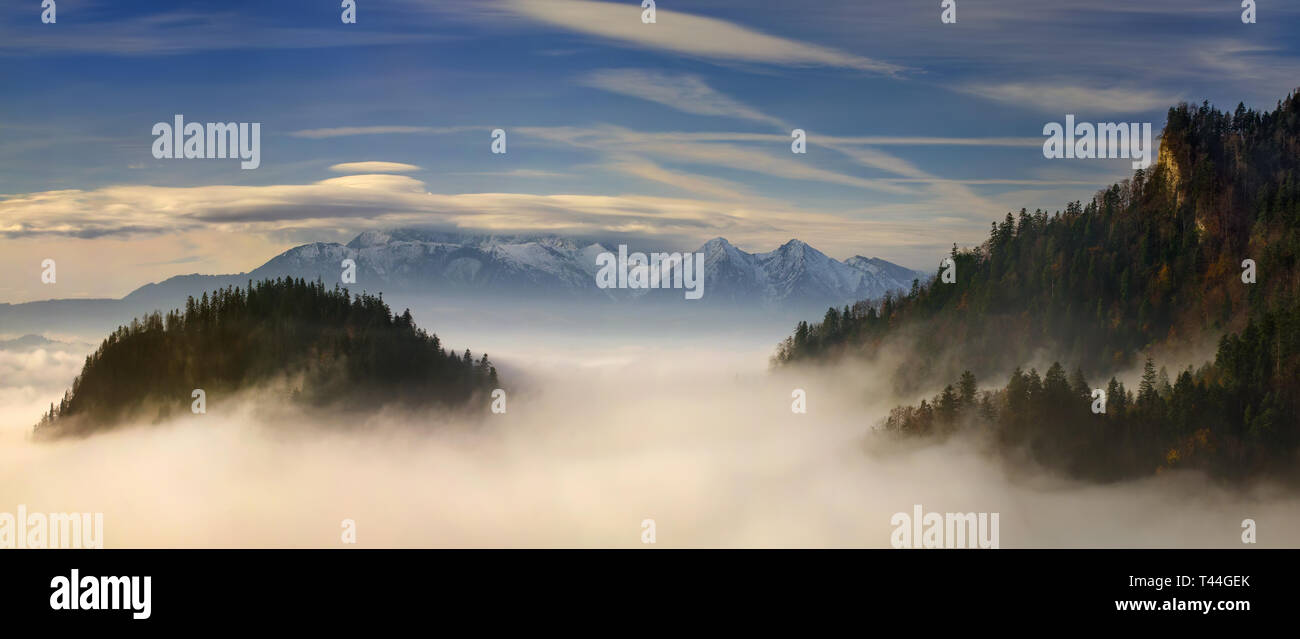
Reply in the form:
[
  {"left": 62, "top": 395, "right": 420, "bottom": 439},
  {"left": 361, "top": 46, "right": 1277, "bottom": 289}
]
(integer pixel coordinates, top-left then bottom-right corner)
[
  {"left": 1, "top": 229, "right": 927, "bottom": 335},
  {"left": 192, "top": 229, "right": 924, "bottom": 304},
  {"left": 700, "top": 237, "right": 923, "bottom": 307}
]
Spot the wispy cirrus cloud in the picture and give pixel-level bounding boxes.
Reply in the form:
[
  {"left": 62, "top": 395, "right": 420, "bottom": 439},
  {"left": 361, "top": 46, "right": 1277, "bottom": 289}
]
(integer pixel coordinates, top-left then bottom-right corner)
[
  {"left": 283, "top": 121, "right": 1091, "bottom": 194},
  {"left": 485, "top": 0, "right": 906, "bottom": 74},
  {"left": 514, "top": 124, "right": 918, "bottom": 196},
  {"left": 0, "top": 9, "right": 441, "bottom": 56},
  {"left": 563, "top": 71, "right": 1038, "bottom": 206},
  {"left": 958, "top": 82, "right": 1182, "bottom": 115},
  {"left": 827, "top": 136, "right": 1041, "bottom": 147},
  {"left": 288, "top": 122, "right": 1044, "bottom": 148},
  {"left": 291, "top": 126, "right": 476, "bottom": 139},
  {"left": 580, "top": 69, "right": 787, "bottom": 128},
  {"left": 0, "top": 172, "right": 973, "bottom": 257}
]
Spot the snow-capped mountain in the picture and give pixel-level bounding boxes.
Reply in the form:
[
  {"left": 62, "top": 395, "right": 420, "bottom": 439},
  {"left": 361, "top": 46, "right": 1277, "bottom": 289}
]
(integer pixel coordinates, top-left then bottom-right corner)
[
  {"left": 843, "top": 255, "right": 928, "bottom": 294},
  {"left": 113, "top": 230, "right": 926, "bottom": 312},
  {"left": 241, "top": 230, "right": 925, "bottom": 308},
  {"left": 699, "top": 237, "right": 923, "bottom": 307},
  {"left": 0, "top": 230, "right": 928, "bottom": 336},
  {"left": 249, "top": 230, "right": 608, "bottom": 297}
]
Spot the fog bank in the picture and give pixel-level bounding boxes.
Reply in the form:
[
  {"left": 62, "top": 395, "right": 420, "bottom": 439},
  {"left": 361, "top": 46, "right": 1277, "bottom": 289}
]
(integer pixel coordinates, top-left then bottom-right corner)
[{"left": 1, "top": 334, "right": 1296, "bottom": 548}]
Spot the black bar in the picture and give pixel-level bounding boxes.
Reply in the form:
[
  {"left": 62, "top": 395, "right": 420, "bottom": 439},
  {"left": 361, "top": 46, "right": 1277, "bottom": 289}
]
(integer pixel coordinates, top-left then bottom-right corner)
[{"left": 0, "top": 549, "right": 1286, "bottom": 627}]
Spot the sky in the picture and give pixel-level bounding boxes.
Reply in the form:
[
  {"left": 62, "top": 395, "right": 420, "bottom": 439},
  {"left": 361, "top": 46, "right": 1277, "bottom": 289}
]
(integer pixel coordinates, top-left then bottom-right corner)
[{"left": 2, "top": 0, "right": 1299, "bottom": 302}]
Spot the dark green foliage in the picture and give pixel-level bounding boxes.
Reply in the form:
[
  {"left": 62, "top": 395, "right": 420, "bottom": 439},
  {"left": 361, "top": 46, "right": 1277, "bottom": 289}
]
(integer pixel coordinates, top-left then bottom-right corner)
[
  {"left": 36, "top": 278, "right": 498, "bottom": 436},
  {"left": 784, "top": 90, "right": 1300, "bottom": 480},
  {"left": 884, "top": 313, "right": 1300, "bottom": 480},
  {"left": 775, "top": 91, "right": 1300, "bottom": 388}
]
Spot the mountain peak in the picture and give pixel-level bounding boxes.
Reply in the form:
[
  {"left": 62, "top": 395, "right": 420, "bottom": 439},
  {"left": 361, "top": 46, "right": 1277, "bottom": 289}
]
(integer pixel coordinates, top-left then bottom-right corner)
[
  {"left": 349, "top": 230, "right": 392, "bottom": 249},
  {"left": 97, "top": 233, "right": 923, "bottom": 320}
]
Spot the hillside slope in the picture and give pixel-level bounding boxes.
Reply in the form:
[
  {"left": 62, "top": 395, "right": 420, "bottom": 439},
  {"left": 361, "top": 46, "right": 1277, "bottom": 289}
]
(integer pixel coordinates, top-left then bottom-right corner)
[
  {"left": 35, "top": 278, "right": 499, "bottom": 437},
  {"left": 775, "top": 91, "right": 1300, "bottom": 480},
  {"left": 778, "top": 92, "right": 1300, "bottom": 382}
]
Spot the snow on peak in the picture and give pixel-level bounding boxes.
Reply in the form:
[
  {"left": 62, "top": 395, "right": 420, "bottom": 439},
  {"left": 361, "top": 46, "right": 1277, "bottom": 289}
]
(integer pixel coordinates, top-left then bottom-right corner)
[
  {"left": 348, "top": 230, "right": 393, "bottom": 249},
  {"left": 255, "top": 230, "right": 920, "bottom": 307}
]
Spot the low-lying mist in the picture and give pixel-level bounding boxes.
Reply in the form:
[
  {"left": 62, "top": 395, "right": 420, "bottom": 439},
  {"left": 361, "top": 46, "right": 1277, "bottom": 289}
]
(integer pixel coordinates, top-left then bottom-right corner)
[{"left": 2, "top": 327, "right": 1297, "bottom": 548}]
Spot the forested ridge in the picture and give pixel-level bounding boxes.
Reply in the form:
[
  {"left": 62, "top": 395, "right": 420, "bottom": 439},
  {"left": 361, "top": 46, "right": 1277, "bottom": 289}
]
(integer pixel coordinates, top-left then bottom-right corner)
[
  {"left": 36, "top": 278, "right": 499, "bottom": 437},
  {"left": 776, "top": 90, "right": 1300, "bottom": 480}
]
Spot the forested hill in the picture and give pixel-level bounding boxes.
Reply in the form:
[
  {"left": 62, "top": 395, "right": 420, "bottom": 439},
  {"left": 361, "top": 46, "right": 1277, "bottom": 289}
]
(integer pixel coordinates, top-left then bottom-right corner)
[
  {"left": 777, "top": 91, "right": 1300, "bottom": 382},
  {"left": 35, "top": 278, "right": 499, "bottom": 438},
  {"left": 774, "top": 90, "right": 1300, "bottom": 480}
]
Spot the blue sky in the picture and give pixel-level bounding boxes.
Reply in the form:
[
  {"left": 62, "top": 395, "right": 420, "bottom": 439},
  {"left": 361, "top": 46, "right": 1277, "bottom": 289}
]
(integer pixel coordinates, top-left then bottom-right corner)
[{"left": 2, "top": 0, "right": 1298, "bottom": 301}]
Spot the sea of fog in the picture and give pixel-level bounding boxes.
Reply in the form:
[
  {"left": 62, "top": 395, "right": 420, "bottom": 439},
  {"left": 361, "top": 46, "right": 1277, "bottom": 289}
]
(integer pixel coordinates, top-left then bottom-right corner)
[{"left": 1, "top": 319, "right": 1298, "bottom": 548}]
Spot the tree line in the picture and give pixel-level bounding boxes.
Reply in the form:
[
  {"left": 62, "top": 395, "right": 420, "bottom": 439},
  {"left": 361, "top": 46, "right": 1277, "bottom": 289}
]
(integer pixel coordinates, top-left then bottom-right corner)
[
  {"left": 37, "top": 277, "right": 499, "bottom": 436},
  {"left": 776, "top": 90, "right": 1300, "bottom": 480}
]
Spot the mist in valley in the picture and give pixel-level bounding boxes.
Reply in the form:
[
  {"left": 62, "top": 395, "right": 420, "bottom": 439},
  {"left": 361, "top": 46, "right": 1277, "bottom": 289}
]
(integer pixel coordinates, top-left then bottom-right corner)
[{"left": 2, "top": 319, "right": 1297, "bottom": 548}]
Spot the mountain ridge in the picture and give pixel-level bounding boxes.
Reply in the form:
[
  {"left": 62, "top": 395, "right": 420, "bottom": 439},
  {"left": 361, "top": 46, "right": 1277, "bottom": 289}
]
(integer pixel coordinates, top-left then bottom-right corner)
[
  {"left": 119, "top": 231, "right": 927, "bottom": 312},
  {"left": 0, "top": 232, "right": 925, "bottom": 336},
  {"left": 775, "top": 89, "right": 1300, "bottom": 480}
]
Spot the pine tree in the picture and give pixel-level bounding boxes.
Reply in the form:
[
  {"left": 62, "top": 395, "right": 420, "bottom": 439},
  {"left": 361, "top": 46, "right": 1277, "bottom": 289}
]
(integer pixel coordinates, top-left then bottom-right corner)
[
  {"left": 1138, "top": 357, "right": 1158, "bottom": 405},
  {"left": 958, "top": 371, "right": 977, "bottom": 407}
]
